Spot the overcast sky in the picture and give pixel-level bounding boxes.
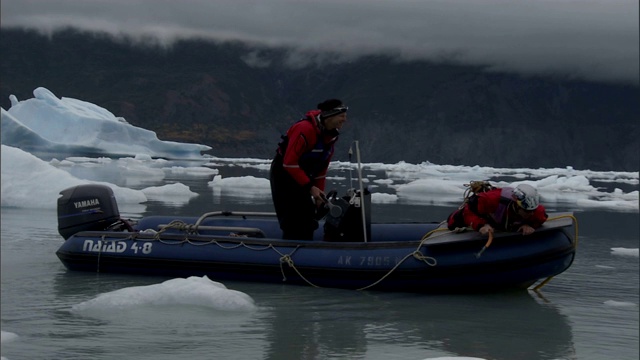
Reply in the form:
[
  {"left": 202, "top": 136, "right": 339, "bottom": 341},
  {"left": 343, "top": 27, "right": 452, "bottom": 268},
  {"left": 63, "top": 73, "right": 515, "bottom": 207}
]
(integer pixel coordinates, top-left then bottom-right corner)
[{"left": 1, "top": 0, "right": 638, "bottom": 85}]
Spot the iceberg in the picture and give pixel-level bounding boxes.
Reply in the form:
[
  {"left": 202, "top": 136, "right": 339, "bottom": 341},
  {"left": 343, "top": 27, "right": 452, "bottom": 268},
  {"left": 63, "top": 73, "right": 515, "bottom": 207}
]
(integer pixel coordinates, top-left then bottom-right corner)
[{"left": 2, "top": 87, "right": 211, "bottom": 159}]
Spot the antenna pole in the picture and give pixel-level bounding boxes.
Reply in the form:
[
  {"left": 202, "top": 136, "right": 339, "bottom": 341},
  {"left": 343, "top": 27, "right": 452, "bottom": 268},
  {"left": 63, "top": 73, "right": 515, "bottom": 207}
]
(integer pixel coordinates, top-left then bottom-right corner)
[
  {"left": 354, "top": 141, "right": 368, "bottom": 242},
  {"left": 348, "top": 145, "right": 354, "bottom": 190}
]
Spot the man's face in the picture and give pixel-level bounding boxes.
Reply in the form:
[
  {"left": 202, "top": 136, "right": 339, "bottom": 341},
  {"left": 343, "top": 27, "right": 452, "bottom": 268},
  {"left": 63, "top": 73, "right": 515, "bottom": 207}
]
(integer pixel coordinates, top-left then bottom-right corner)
[{"left": 324, "top": 113, "right": 347, "bottom": 131}]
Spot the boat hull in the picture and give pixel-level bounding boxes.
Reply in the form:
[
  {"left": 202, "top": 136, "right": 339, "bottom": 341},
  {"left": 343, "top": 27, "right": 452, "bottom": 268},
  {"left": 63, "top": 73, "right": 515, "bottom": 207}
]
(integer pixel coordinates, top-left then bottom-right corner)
[{"left": 56, "top": 216, "right": 576, "bottom": 293}]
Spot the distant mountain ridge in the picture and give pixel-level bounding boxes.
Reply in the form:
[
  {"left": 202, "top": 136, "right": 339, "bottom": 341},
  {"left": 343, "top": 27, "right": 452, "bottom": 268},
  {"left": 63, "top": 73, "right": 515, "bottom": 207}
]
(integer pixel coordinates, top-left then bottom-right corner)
[{"left": 1, "top": 28, "right": 638, "bottom": 171}]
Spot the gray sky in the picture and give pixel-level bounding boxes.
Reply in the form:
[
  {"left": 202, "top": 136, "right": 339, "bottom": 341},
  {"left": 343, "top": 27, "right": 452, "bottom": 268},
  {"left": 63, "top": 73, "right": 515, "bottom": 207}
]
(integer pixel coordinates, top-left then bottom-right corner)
[{"left": 2, "top": 0, "right": 638, "bottom": 85}]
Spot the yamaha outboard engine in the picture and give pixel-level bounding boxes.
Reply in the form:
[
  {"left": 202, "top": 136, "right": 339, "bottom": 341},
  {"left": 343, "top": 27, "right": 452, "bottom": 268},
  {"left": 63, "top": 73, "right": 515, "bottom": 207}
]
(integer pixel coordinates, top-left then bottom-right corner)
[
  {"left": 323, "top": 188, "right": 371, "bottom": 242},
  {"left": 57, "top": 184, "right": 122, "bottom": 240}
]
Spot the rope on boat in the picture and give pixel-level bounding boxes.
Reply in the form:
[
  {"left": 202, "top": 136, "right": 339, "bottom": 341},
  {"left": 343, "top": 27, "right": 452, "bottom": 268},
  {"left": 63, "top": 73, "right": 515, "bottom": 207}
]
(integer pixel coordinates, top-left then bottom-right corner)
[
  {"left": 95, "top": 213, "right": 577, "bottom": 291},
  {"left": 278, "top": 253, "right": 321, "bottom": 287},
  {"left": 131, "top": 226, "right": 443, "bottom": 291},
  {"left": 95, "top": 234, "right": 106, "bottom": 273},
  {"left": 532, "top": 213, "right": 579, "bottom": 292},
  {"left": 118, "top": 225, "right": 445, "bottom": 291},
  {"left": 354, "top": 231, "right": 446, "bottom": 291},
  {"left": 276, "top": 229, "right": 442, "bottom": 290},
  {"left": 420, "top": 227, "right": 450, "bottom": 241},
  {"left": 155, "top": 220, "right": 199, "bottom": 236},
  {"left": 430, "top": 223, "right": 494, "bottom": 258},
  {"left": 143, "top": 232, "right": 313, "bottom": 286},
  {"left": 270, "top": 247, "right": 323, "bottom": 287},
  {"left": 475, "top": 232, "right": 494, "bottom": 258},
  {"left": 421, "top": 214, "right": 580, "bottom": 292},
  {"left": 118, "top": 230, "right": 321, "bottom": 286}
]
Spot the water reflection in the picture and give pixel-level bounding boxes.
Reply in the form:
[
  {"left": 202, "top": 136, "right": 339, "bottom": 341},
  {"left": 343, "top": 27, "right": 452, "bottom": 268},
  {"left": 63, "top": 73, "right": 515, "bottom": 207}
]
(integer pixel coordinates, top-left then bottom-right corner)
[
  {"left": 249, "top": 284, "right": 575, "bottom": 360},
  {"left": 50, "top": 270, "right": 575, "bottom": 360}
]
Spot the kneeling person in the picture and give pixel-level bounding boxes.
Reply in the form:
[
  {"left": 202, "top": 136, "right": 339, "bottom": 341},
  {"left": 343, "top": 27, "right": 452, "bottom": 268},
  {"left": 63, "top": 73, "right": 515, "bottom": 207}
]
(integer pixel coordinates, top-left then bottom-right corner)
[{"left": 455, "top": 184, "right": 548, "bottom": 236}]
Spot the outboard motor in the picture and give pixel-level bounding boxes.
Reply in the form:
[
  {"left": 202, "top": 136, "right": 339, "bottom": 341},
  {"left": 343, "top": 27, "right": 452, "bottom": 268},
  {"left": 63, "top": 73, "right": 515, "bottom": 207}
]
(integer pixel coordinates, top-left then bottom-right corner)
[
  {"left": 323, "top": 188, "right": 371, "bottom": 242},
  {"left": 57, "top": 184, "right": 122, "bottom": 240}
]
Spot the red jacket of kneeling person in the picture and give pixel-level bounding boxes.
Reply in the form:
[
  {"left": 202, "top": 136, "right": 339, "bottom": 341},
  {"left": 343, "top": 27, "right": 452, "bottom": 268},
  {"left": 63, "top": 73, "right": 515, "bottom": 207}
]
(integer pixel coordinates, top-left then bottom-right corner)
[{"left": 462, "top": 186, "right": 548, "bottom": 234}]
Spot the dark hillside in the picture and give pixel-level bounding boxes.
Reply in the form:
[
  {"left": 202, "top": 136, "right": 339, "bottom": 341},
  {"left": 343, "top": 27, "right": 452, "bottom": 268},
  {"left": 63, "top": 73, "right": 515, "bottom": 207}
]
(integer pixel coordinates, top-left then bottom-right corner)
[{"left": 1, "top": 28, "right": 638, "bottom": 171}]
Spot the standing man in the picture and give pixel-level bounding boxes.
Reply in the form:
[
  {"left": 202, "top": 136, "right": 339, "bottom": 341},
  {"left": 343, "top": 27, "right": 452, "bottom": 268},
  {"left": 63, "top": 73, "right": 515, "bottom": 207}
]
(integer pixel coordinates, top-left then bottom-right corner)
[{"left": 270, "top": 99, "right": 348, "bottom": 240}]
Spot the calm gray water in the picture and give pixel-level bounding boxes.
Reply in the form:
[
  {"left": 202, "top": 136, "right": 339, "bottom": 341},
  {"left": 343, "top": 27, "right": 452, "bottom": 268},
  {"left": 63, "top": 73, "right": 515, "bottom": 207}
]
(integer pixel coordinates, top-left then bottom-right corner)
[{"left": 1, "top": 168, "right": 638, "bottom": 360}]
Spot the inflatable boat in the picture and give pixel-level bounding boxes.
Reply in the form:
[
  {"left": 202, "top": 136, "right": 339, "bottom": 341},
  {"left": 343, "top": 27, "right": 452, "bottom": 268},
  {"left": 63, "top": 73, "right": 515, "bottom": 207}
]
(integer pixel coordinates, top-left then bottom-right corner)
[{"left": 55, "top": 184, "right": 577, "bottom": 293}]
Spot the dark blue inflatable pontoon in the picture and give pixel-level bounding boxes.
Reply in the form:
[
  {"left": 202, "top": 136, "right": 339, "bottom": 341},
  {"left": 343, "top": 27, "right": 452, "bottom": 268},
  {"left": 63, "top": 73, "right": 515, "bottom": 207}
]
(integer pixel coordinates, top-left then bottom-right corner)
[{"left": 55, "top": 184, "right": 577, "bottom": 293}]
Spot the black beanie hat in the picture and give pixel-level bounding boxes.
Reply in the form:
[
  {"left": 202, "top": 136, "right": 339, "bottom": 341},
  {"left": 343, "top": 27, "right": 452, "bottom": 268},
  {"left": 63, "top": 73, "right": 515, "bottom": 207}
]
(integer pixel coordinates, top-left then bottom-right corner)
[{"left": 318, "top": 99, "right": 347, "bottom": 120}]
